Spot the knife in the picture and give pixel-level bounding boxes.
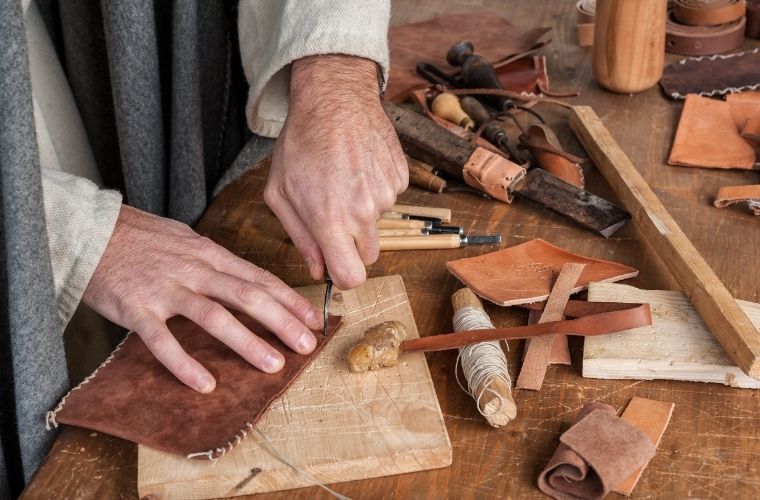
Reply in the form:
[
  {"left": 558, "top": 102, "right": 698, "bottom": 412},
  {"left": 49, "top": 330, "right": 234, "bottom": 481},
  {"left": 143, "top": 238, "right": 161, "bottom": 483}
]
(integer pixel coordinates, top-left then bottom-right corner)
[{"left": 322, "top": 271, "right": 332, "bottom": 336}]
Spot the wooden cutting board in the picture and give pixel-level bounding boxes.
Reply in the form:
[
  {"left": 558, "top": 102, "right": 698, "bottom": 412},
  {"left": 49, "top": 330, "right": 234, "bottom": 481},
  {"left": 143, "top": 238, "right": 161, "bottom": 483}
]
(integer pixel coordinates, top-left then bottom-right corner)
[{"left": 137, "top": 275, "right": 452, "bottom": 499}]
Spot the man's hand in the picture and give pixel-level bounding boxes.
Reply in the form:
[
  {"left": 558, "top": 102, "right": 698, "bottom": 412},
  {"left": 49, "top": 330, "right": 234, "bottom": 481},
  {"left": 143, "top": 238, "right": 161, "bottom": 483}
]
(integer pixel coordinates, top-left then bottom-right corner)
[
  {"left": 264, "top": 54, "right": 408, "bottom": 290},
  {"left": 82, "top": 205, "right": 323, "bottom": 393}
]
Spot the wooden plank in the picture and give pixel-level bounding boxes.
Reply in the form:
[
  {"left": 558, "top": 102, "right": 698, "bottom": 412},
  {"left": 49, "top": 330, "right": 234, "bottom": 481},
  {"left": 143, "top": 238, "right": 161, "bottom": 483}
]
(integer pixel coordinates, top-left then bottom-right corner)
[
  {"left": 570, "top": 105, "right": 760, "bottom": 379},
  {"left": 584, "top": 282, "right": 760, "bottom": 389},
  {"left": 136, "top": 275, "right": 451, "bottom": 499}
]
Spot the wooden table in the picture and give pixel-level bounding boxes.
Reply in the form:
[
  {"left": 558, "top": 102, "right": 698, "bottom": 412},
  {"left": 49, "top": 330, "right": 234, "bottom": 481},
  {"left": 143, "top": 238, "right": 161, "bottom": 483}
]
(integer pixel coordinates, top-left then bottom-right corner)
[{"left": 23, "top": 1, "right": 760, "bottom": 498}]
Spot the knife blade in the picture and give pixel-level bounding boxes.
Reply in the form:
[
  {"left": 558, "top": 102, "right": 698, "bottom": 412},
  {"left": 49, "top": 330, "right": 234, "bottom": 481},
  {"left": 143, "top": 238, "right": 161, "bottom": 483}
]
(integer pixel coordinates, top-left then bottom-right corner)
[{"left": 322, "top": 272, "right": 332, "bottom": 336}]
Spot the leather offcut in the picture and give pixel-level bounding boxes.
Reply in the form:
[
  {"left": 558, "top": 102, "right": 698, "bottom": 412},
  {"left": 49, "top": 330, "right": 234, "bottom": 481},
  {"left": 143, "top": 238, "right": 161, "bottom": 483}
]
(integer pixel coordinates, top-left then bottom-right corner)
[
  {"left": 518, "top": 124, "right": 585, "bottom": 188},
  {"left": 748, "top": 0, "right": 760, "bottom": 38},
  {"left": 660, "top": 49, "right": 760, "bottom": 99},
  {"left": 48, "top": 313, "right": 343, "bottom": 459},
  {"left": 714, "top": 184, "right": 760, "bottom": 214}
]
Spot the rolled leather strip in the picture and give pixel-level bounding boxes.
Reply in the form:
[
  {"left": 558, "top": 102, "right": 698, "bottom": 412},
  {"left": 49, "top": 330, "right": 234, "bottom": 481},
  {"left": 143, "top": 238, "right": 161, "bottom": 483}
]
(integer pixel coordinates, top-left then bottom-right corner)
[
  {"left": 538, "top": 403, "right": 656, "bottom": 500},
  {"left": 714, "top": 184, "right": 760, "bottom": 214},
  {"left": 673, "top": 0, "right": 746, "bottom": 26},
  {"left": 577, "top": 0, "right": 596, "bottom": 47},
  {"left": 748, "top": 0, "right": 760, "bottom": 37},
  {"left": 665, "top": 9, "right": 746, "bottom": 55}
]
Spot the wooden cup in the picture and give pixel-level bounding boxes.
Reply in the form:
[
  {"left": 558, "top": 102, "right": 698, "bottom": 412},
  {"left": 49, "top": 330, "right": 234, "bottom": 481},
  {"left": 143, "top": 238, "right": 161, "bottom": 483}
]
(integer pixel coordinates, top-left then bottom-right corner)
[{"left": 592, "top": 0, "right": 667, "bottom": 93}]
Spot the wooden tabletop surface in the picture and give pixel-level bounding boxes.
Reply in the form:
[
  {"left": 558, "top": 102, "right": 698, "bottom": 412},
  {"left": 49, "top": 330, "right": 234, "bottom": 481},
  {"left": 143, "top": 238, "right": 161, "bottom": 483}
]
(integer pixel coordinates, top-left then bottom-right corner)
[{"left": 23, "top": 1, "right": 760, "bottom": 499}]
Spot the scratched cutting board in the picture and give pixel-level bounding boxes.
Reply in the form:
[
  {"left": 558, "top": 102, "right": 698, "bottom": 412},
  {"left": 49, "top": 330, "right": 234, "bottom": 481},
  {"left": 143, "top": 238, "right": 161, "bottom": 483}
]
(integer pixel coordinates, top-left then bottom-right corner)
[{"left": 137, "top": 275, "right": 452, "bottom": 499}]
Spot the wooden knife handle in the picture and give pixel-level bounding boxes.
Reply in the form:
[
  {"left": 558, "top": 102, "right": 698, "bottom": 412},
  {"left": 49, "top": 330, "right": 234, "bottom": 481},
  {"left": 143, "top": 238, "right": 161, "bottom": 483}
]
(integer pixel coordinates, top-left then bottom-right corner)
[
  {"left": 376, "top": 218, "right": 429, "bottom": 230},
  {"left": 377, "top": 228, "right": 423, "bottom": 237},
  {"left": 379, "top": 234, "right": 460, "bottom": 251},
  {"left": 391, "top": 204, "right": 452, "bottom": 222},
  {"left": 407, "top": 156, "right": 446, "bottom": 193}
]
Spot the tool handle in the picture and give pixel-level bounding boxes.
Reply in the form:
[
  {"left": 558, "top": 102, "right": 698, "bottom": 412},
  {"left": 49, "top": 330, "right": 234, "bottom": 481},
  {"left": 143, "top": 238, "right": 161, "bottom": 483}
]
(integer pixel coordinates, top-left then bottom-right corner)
[
  {"left": 431, "top": 93, "right": 475, "bottom": 130},
  {"left": 377, "top": 228, "right": 423, "bottom": 237},
  {"left": 391, "top": 204, "right": 451, "bottom": 222},
  {"left": 570, "top": 105, "right": 760, "bottom": 379},
  {"left": 379, "top": 234, "right": 460, "bottom": 251},
  {"left": 407, "top": 156, "right": 446, "bottom": 193},
  {"left": 376, "top": 218, "right": 429, "bottom": 230}
]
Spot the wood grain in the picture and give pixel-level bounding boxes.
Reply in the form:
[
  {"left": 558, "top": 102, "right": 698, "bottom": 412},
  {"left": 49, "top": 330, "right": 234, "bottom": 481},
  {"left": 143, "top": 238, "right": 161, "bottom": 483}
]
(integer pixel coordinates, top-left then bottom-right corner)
[
  {"left": 570, "top": 105, "right": 760, "bottom": 379},
  {"left": 23, "top": 2, "right": 760, "bottom": 499},
  {"left": 584, "top": 282, "right": 760, "bottom": 389}
]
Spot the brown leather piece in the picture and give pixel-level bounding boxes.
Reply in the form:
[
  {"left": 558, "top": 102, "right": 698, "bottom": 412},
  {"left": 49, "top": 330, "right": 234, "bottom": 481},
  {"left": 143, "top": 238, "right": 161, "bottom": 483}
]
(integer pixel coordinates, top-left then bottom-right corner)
[
  {"left": 401, "top": 301, "right": 651, "bottom": 353},
  {"left": 386, "top": 13, "right": 551, "bottom": 101},
  {"left": 576, "top": 0, "right": 596, "bottom": 47},
  {"left": 669, "top": 94, "right": 757, "bottom": 170},
  {"left": 660, "top": 48, "right": 760, "bottom": 99},
  {"left": 517, "top": 263, "right": 585, "bottom": 391},
  {"left": 714, "top": 184, "right": 760, "bottom": 214},
  {"left": 528, "top": 309, "right": 572, "bottom": 365},
  {"left": 614, "top": 397, "right": 675, "bottom": 496},
  {"left": 673, "top": 0, "right": 746, "bottom": 26},
  {"left": 461, "top": 147, "right": 526, "bottom": 203},
  {"left": 50, "top": 313, "right": 343, "bottom": 459},
  {"left": 538, "top": 403, "right": 656, "bottom": 500},
  {"left": 665, "top": 9, "right": 745, "bottom": 56},
  {"left": 446, "top": 238, "right": 638, "bottom": 306},
  {"left": 726, "top": 91, "right": 760, "bottom": 131},
  {"left": 748, "top": 0, "right": 760, "bottom": 38},
  {"left": 519, "top": 124, "right": 585, "bottom": 187},
  {"left": 743, "top": 117, "right": 760, "bottom": 140}
]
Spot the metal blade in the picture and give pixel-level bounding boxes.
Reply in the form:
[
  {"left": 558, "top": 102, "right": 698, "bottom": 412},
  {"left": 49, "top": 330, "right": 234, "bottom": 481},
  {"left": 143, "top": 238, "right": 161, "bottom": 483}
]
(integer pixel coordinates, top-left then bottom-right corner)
[
  {"left": 322, "top": 272, "right": 333, "bottom": 336},
  {"left": 513, "top": 168, "right": 630, "bottom": 238},
  {"left": 462, "top": 235, "right": 502, "bottom": 245}
]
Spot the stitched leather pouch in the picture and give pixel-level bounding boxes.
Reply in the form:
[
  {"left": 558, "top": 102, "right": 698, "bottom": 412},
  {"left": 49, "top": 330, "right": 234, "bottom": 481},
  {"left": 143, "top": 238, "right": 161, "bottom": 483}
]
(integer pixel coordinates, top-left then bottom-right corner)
[
  {"left": 660, "top": 48, "right": 760, "bottom": 99},
  {"left": 47, "top": 313, "right": 342, "bottom": 459}
]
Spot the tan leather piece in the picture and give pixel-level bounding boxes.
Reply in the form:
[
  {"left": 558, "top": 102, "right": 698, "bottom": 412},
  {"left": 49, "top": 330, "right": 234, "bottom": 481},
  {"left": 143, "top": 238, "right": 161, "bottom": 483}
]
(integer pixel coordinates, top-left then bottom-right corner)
[
  {"left": 665, "top": 9, "right": 746, "bottom": 56},
  {"left": 386, "top": 13, "right": 551, "bottom": 101},
  {"left": 402, "top": 301, "right": 651, "bottom": 353},
  {"left": 669, "top": 94, "right": 757, "bottom": 170},
  {"left": 538, "top": 402, "right": 656, "bottom": 500},
  {"left": 518, "top": 124, "right": 585, "bottom": 187},
  {"left": 673, "top": 0, "right": 746, "bottom": 26},
  {"left": 714, "top": 184, "right": 760, "bottom": 214},
  {"left": 446, "top": 239, "right": 638, "bottom": 306},
  {"left": 614, "top": 397, "right": 675, "bottom": 496},
  {"left": 517, "top": 263, "right": 586, "bottom": 391},
  {"left": 461, "top": 147, "right": 526, "bottom": 203},
  {"left": 528, "top": 309, "right": 572, "bottom": 365},
  {"left": 577, "top": 0, "right": 596, "bottom": 47},
  {"left": 743, "top": 117, "right": 760, "bottom": 140},
  {"left": 50, "top": 313, "right": 343, "bottom": 459},
  {"left": 726, "top": 92, "right": 760, "bottom": 131}
]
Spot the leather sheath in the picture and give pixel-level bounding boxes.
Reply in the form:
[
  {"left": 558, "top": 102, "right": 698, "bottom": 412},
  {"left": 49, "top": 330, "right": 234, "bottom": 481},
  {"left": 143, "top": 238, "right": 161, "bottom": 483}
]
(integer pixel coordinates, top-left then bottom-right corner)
[
  {"left": 660, "top": 49, "right": 760, "bottom": 99},
  {"left": 714, "top": 184, "right": 760, "bottom": 214},
  {"left": 537, "top": 403, "right": 656, "bottom": 500},
  {"left": 518, "top": 124, "right": 585, "bottom": 188},
  {"left": 446, "top": 238, "right": 638, "bottom": 307},
  {"left": 748, "top": 0, "right": 760, "bottom": 37},
  {"left": 49, "top": 313, "right": 343, "bottom": 459},
  {"left": 462, "top": 147, "right": 526, "bottom": 202},
  {"left": 386, "top": 13, "right": 551, "bottom": 100},
  {"left": 402, "top": 301, "right": 651, "bottom": 353},
  {"left": 665, "top": 9, "right": 745, "bottom": 55},
  {"left": 672, "top": 0, "right": 746, "bottom": 26},
  {"left": 669, "top": 94, "right": 757, "bottom": 169},
  {"left": 576, "top": 0, "right": 596, "bottom": 47}
]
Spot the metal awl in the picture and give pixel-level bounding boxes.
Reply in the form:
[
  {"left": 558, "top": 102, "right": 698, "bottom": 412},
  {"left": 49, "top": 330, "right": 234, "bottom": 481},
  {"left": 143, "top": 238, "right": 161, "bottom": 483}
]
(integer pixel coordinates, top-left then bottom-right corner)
[{"left": 322, "top": 271, "right": 333, "bottom": 336}]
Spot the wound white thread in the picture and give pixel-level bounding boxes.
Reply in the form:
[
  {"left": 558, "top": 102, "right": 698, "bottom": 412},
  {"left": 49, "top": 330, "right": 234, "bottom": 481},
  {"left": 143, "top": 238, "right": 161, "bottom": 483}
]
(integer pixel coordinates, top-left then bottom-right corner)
[{"left": 453, "top": 306, "right": 511, "bottom": 417}]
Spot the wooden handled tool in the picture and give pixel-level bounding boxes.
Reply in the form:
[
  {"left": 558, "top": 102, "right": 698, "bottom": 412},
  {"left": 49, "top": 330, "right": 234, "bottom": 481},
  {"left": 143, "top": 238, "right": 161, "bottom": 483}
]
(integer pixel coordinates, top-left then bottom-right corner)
[
  {"left": 379, "top": 234, "right": 500, "bottom": 251},
  {"left": 377, "top": 218, "right": 431, "bottom": 230},
  {"left": 570, "top": 105, "right": 760, "bottom": 379},
  {"left": 390, "top": 204, "right": 452, "bottom": 222},
  {"left": 431, "top": 92, "right": 475, "bottom": 130},
  {"left": 407, "top": 156, "right": 446, "bottom": 193}
]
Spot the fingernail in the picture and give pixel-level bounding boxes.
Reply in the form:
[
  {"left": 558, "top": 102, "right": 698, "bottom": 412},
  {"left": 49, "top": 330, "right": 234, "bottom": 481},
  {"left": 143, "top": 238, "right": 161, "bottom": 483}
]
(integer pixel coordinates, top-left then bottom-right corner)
[
  {"left": 264, "top": 353, "right": 285, "bottom": 372},
  {"left": 297, "top": 331, "right": 317, "bottom": 354},
  {"left": 198, "top": 375, "right": 216, "bottom": 393}
]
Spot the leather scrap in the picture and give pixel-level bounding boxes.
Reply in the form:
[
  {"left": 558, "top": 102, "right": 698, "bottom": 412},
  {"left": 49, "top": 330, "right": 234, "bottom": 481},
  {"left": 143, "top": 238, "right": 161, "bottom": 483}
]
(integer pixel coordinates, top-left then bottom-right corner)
[
  {"left": 665, "top": 8, "right": 745, "bottom": 56},
  {"left": 576, "top": 0, "right": 596, "bottom": 47},
  {"left": 528, "top": 309, "right": 572, "bottom": 365},
  {"left": 48, "top": 313, "right": 343, "bottom": 459},
  {"left": 386, "top": 13, "right": 551, "bottom": 101},
  {"left": 446, "top": 238, "right": 638, "bottom": 307},
  {"left": 714, "top": 184, "right": 760, "bottom": 214},
  {"left": 538, "top": 402, "right": 656, "bottom": 500},
  {"left": 614, "top": 397, "right": 675, "bottom": 496},
  {"left": 748, "top": 0, "right": 760, "bottom": 38},
  {"left": 668, "top": 94, "right": 757, "bottom": 170},
  {"left": 401, "top": 301, "right": 651, "bottom": 353},
  {"left": 518, "top": 124, "right": 586, "bottom": 187},
  {"left": 517, "top": 263, "right": 586, "bottom": 391},
  {"left": 660, "top": 48, "right": 760, "bottom": 99}
]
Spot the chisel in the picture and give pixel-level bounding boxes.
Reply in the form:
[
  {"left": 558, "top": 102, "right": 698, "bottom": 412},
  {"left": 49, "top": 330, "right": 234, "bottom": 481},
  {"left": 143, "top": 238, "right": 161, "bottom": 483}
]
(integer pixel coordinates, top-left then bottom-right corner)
[
  {"left": 379, "top": 234, "right": 501, "bottom": 251},
  {"left": 377, "top": 218, "right": 432, "bottom": 230}
]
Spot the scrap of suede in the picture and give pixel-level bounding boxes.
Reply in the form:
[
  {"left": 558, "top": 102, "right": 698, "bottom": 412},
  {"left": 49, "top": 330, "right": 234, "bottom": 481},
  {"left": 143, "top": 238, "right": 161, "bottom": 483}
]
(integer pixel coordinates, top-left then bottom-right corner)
[
  {"left": 386, "top": 13, "right": 551, "bottom": 100},
  {"left": 446, "top": 239, "right": 638, "bottom": 306},
  {"left": 659, "top": 49, "right": 760, "bottom": 99},
  {"left": 538, "top": 403, "right": 655, "bottom": 500},
  {"left": 51, "top": 313, "right": 342, "bottom": 459},
  {"left": 669, "top": 94, "right": 757, "bottom": 170}
]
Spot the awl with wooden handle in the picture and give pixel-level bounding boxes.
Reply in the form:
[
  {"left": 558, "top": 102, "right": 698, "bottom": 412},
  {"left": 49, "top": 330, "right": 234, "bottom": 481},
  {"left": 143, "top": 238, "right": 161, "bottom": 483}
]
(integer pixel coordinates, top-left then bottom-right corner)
[
  {"left": 384, "top": 101, "right": 630, "bottom": 238},
  {"left": 379, "top": 234, "right": 501, "bottom": 251}
]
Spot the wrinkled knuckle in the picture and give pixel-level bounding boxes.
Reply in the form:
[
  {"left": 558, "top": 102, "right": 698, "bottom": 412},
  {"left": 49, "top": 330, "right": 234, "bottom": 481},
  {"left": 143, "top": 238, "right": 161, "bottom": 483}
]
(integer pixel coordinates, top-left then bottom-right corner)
[
  {"left": 197, "top": 302, "right": 226, "bottom": 329},
  {"left": 252, "top": 269, "right": 277, "bottom": 287},
  {"left": 263, "top": 185, "right": 280, "bottom": 208},
  {"left": 194, "top": 236, "right": 220, "bottom": 256},
  {"left": 142, "top": 327, "right": 168, "bottom": 353},
  {"left": 277, "top": 316, "right": 300, "bottom": 337},
  {"left": 341, "top": 268, "right": 366, "bottom": 289}
]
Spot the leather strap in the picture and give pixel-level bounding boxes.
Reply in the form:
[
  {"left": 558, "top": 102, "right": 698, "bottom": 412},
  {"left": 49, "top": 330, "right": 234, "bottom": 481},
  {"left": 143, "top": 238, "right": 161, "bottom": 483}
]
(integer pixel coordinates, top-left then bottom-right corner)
[
  {"left": 402, "top": 302, "right": 652, "bottom": 353},
  {"left": 576, "top": 0, "right": 596, "bottom": 47},
  {"left": 748, "top": 0, "right": 760, "bottom": 38},
  {"left": 666, "top": 9, "right": 746, "bottom": 55},
  {"left": 673, "top": 0, "right": 746, "bottom": 26},
  {"left": 714, "top": 184, "right": 760, "bottom": 214}
]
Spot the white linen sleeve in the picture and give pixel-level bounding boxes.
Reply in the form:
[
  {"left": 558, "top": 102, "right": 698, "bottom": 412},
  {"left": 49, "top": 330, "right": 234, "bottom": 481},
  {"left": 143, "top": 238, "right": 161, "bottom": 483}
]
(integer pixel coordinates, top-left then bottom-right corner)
[
  {"left": 41, "top": 168, "right": 122, "bottom": 325},
  {"left": 238, "top": 0, "right": 390, "bottom": 137}
]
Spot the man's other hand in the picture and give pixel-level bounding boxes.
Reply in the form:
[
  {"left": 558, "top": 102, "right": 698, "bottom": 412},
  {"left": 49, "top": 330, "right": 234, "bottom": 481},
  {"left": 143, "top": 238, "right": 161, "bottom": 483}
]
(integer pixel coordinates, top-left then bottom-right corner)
[
  {"left": 264, "top": 54, "right": 408, "bottom": 290},
  {"left": 82, "top": 205, "right": 323, "bottom": 393}
]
